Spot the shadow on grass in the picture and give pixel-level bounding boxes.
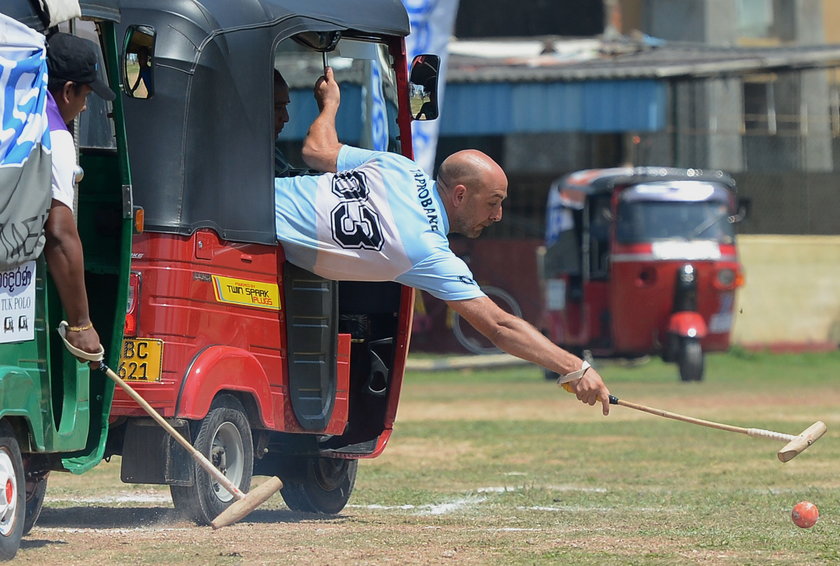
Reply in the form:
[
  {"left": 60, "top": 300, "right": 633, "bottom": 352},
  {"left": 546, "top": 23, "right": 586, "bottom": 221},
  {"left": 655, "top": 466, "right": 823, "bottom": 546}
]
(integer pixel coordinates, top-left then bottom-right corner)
[{"left": 31, "top": 505, "right": 349, "bottom": 530}]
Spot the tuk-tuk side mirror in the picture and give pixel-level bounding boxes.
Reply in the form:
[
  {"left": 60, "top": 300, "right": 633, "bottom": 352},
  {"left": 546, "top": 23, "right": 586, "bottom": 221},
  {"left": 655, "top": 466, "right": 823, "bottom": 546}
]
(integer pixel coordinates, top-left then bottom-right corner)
[
  {"left": 730, "top": 197, "right": 751, "bottom": 223},
  {"left": 123, "top": 25, "right": 155, "bottom": 99},
  {"left": 409, "top": 54, "right": 440, "bottom": 121}
]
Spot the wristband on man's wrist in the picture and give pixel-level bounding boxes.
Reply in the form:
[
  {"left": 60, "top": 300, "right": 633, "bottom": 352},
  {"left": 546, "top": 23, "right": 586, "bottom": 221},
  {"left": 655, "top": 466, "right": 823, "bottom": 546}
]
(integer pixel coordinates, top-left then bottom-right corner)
[{"left": 556, "top": 360, "right": 591, "bottom": 385}]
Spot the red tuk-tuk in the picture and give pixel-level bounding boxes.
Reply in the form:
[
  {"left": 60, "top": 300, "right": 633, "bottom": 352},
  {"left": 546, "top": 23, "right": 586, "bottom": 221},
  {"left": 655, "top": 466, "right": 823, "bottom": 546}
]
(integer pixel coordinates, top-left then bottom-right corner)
[
  {"left": 100, "top": 0, "right": 437, "bottom": 524},
  {"left": 540, "top": 167, "right": 747, "bottom": 382}
]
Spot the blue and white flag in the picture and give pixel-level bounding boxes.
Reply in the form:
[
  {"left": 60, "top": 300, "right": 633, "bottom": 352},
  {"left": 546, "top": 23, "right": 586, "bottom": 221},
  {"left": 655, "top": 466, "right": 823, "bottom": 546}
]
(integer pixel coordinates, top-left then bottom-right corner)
[
  {"left": 363, "top": 58, "right": 389, "bottom": 151},
  {"left": 0, "top": 13, "right": 52, "bottom": 269},
  {"left": 402, "top": 0, "right": 460, "bottom": 175}
]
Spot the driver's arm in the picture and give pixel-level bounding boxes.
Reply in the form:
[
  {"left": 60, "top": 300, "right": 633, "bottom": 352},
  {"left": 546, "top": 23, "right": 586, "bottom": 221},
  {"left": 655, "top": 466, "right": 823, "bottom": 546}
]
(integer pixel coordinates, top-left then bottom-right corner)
[
  {"left": 446, "top": 295, "right": 611, "bottom": 415},
  {"left": 302, "top": 67, "right": 343, "bottom": 173}
]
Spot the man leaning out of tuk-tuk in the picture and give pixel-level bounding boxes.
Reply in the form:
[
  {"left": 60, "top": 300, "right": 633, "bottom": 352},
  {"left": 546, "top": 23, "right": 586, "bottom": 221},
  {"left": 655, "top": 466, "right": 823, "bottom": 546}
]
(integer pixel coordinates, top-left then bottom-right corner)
[
  {"left": 44, "top": 33, "right": 116, "bottom": 359},
  {"left": 273, "top": 68, "right": 611, "bottom": 415}
]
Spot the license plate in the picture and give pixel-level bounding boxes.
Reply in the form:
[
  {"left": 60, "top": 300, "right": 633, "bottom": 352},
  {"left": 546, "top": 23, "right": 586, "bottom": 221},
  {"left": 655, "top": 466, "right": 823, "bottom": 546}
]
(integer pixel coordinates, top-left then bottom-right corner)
[{"left": 118, "top": 339, "right": 163, "bottom": 382}]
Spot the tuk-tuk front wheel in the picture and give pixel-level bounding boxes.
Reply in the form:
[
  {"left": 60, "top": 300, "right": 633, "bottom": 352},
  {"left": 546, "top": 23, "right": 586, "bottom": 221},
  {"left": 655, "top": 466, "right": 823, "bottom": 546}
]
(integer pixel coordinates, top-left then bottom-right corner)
[
  {"left": 279, "top": 456, "right": 357, "bottom": 514},
  {"left": 678, "top": 338, "right": 704, "bottom": 382},
  {"left": 0, "top": 422, "right": 24, "bottom": 560},
  {"left": 170, "top": 395, "right": 253, "bottom": 525}
]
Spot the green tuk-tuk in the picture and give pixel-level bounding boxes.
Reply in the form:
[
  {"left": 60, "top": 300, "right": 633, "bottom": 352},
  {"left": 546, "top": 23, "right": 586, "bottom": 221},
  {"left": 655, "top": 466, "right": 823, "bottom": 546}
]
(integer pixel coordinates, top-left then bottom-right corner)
[{"left": 0, "top": 0, "right": 132, "bottom": 557}]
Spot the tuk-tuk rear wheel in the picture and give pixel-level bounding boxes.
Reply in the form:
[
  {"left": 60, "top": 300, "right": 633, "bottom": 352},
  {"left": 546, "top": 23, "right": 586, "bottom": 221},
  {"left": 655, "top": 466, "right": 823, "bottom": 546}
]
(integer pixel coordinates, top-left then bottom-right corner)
[
  {"left": 678, "top": 338, "right": 704, "bottom": 382},
  {"left": 22, "top": 470, "right": 48, "bottom": 536},
  {"left": 170, "top": 395, "right": 253, "bottom": 525}
]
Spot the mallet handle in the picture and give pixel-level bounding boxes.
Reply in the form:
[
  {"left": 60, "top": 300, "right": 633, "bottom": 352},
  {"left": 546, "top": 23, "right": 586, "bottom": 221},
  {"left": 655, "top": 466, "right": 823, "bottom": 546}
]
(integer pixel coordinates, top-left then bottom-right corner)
[
  {"left": 608, "top": 396, "right": 825, "bottom": 463},
  {"left": 101, "top": 364, "right": 245, "bottom": 500},
  {"left": 609, "top": 395, "right": 750, "bottom": 435}
]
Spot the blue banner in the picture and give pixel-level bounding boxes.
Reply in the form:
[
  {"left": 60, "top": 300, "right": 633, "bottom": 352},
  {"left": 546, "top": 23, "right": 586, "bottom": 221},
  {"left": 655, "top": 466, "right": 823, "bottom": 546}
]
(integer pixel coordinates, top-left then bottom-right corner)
[
  {"left": 402, "top": 0, "right": 460, "bottom": 174},
  {"left": 0, "top": 13, "right": 53, "bottom": 268}
]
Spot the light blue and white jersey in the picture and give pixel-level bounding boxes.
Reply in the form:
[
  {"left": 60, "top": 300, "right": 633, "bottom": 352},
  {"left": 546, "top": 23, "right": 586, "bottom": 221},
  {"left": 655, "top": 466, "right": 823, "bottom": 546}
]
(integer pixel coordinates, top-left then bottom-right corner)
[{"left": 275, "top": 145, "right": 484, "bottom": 301}]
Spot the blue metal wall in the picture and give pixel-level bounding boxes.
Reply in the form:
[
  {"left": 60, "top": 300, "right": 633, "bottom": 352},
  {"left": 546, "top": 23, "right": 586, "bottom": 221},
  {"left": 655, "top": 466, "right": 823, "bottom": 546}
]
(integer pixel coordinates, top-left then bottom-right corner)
[
  {"left": 439, "top": 79, "right": 667, "bottom": 135},
  {"left": 282, "top": 79, "right": 667, "bottom": 139}
]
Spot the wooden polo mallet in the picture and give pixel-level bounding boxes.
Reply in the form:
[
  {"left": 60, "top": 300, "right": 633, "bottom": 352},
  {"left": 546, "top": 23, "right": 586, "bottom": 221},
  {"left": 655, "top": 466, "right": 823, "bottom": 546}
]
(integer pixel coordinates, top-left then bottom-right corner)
[
  {"left": 609, "top": 394, "right": 827, "bottom": 462},
  {"left": 58, "top": 322, "right": 283, "bottom": 528}
]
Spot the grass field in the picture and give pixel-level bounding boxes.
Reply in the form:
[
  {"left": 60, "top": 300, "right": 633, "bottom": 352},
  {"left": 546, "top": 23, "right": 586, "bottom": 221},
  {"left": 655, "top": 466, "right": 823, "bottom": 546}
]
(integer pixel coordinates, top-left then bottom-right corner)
[{"left": 22, "top": 350, "right": 840, "bottom": 565}]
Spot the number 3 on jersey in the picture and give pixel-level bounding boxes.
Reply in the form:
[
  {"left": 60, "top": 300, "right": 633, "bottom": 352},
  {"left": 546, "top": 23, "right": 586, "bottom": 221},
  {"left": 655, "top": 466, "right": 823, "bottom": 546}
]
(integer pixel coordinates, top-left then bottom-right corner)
[{"left": 330, "top": 170, "right": 384, "bottom": 250}]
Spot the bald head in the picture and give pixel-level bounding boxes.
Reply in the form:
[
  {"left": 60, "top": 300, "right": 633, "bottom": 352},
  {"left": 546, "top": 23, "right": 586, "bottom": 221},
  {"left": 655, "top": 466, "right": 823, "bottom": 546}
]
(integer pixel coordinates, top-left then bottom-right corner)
[
  {"left": 437, "top": 150, "right": 506, "bottom": 194},
  {"left": 436, "top": 150, "right": 508, "bottom": 238}
]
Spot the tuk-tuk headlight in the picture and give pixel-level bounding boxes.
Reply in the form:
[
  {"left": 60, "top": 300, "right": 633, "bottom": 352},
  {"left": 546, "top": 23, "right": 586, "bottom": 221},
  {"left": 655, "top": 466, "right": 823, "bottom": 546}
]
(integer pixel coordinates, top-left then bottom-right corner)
[{"left": 715, "top": 268, "right": 737, "bottom": 289}]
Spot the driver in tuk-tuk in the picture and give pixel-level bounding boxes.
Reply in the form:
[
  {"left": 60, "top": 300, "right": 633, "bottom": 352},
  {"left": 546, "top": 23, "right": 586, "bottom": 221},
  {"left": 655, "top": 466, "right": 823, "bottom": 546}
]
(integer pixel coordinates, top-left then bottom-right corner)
[
  {"left": 273, "top": 70, "right": 317, "bottom": 177},
  {"left": 273, "top": 68, "right": 612, "bottom": 415}
]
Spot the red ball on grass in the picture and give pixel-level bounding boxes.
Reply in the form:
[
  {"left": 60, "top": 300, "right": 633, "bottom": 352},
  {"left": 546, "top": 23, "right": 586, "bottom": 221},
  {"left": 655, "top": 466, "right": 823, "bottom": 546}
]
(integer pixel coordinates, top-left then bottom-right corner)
[{"left": 791, "top": 501, "right": 819, "bottom": 529}]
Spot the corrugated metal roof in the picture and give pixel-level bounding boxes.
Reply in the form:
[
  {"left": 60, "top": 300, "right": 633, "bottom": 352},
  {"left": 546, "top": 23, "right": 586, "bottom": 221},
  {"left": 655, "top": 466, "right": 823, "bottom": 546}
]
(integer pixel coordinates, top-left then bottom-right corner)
[
  {"left": 434, "top": 37, "right": 840, "bottom": 135},
  {"left": 446, "top": 39, "right": 840, "bottom": 82}
]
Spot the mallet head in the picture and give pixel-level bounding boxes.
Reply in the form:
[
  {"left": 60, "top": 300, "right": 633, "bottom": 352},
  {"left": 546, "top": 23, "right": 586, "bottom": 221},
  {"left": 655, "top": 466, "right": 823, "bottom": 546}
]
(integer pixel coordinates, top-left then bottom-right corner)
[
  {"left": 211, "top": 476, "right": 283, "bottom": 529},
  {"left": 777, "top": 421, "right": 827, "bottom": 463}
]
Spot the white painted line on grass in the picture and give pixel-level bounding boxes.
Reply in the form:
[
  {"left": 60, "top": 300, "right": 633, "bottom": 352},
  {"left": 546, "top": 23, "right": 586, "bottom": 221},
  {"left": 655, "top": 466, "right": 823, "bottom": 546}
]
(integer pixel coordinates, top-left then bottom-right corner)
[
  {"left": 34, "top": 527, "right": 191, "bottom": 534},
  {"left": 418, "top": 496, "right": 488, "bottom": 515},
  {"left": 347, "top": 504, "right": 417, "bottom": 510},
  {"left": 45, "top": 493, "right": 172, "bottom": 504},
  {"left": 547, "top": 484, "right": 608, "bottom": 493}
]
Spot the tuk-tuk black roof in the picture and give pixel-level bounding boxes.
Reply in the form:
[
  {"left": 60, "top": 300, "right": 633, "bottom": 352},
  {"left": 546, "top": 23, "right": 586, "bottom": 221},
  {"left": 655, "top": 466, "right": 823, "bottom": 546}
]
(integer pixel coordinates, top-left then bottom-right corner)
[
  {"left": 5, "top": 1, "right": 120, "bottom": 30},
  {"left": 117, "top": 0, "right": 410, "bottom": 244},
  {"left": 552, "top": 167, "right": 737, "bottom": 206}
]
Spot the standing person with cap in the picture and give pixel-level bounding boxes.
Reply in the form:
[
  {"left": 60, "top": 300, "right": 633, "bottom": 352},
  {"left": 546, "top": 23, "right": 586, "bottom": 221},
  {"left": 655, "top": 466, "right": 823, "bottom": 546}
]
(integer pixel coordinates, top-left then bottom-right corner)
[{"left": 44, "top": 32, "right": 116, "bottom": 360}]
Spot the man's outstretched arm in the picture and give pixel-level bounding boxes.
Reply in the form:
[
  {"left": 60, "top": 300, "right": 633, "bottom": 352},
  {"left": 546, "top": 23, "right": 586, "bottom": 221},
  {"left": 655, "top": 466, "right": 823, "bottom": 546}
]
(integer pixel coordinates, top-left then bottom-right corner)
[
  {"left": 302, "top": 67, "right": 343, "bottom": 172},
  {"left": 447, "top": 295, "right": 611, "bottom": 415}
]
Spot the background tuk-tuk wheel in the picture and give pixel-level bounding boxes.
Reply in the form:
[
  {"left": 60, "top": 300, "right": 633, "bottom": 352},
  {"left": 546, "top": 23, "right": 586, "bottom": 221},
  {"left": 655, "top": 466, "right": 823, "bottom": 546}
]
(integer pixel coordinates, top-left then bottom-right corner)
[
  {"left": 452, "top": 286, "right": 522, "bottom": 355},
  {"left": 678, "top": 338, "right": 704, "bottom": 382},
  {"left": 170, "top": 395, "right": 253, "bottom": 525},
  {"left": 0, "top": 422, "right": 24, "bottom": 560},
  {"left": 22, "top": 470, "right": 48, "bottom": 536},
  {"left": 279, "top": 456, "right": 357, "bottom": 514}
]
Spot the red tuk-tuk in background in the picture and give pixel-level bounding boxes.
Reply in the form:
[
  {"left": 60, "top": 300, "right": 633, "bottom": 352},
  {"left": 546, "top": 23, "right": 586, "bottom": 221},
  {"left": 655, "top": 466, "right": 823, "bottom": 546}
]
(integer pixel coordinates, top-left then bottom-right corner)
[
  {"left": 540, "top": 167, "right": 747, "bottom": 382},
  {"left": 100, "top": 0, "right": 437, "bottom": 525}
]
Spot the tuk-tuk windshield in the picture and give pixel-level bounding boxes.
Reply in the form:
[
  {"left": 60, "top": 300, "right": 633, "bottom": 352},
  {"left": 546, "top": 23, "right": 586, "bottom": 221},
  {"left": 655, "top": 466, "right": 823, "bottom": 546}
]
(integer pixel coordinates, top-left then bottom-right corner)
[
  {"left": 274, "top": 37, "right": 401, "bottom": 163},
  {"left": 617, "top": 200, "right": 735, "bottom": 244}
]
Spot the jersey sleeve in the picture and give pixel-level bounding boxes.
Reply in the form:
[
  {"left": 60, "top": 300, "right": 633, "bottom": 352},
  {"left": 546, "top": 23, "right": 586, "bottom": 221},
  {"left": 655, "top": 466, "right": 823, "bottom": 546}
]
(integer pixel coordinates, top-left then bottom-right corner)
[
  {"left": 49, "top": 129, "right": 78, "bottom": 210},
  {"left": 396, "top": 250, "right": 486, "bottom": 302},
  {"left": 337, "top": 145, "right": 392, "bottom": 171}
]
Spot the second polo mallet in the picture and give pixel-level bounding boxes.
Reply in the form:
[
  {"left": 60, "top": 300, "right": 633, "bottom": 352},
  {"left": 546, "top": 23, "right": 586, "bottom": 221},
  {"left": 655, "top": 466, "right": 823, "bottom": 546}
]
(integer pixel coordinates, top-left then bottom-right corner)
[{"left": 609, "top": 395, "right": 826, "bottom": 462}]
